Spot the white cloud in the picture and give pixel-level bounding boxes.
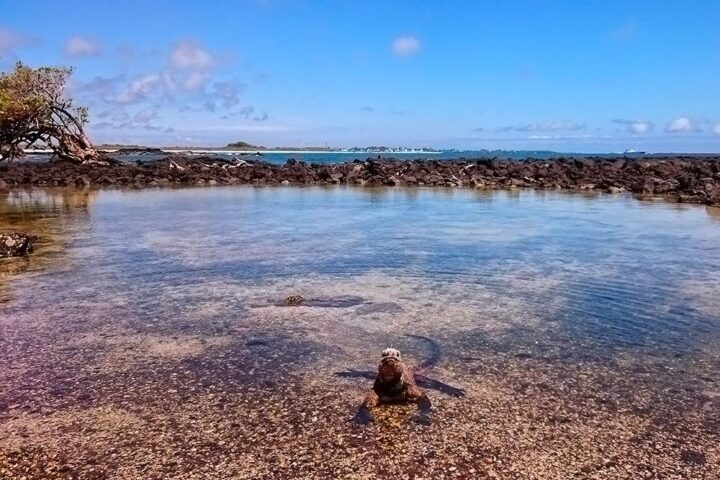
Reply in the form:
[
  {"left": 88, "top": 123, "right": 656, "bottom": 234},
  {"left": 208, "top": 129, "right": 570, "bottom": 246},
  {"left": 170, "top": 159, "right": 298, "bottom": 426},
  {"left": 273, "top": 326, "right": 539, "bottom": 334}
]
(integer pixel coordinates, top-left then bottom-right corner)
[
  {"left": 72, "top": 39, "right": 262, "bottom": 138},
  {"left": 184, "top": 71, "right": 210, "bottom": 90},
  {"left": 116, "top": 74, "right": 161, "bottom": 103},
  {"left": 629, "top": 121, "right": 651, "bottom": 134},
  {"left": 392, "top": 35, "right": 420, "bottom": 57},
  {"left": 0, "top": 27, "right": 37, "bottom": 55},
  {"left": 65, "top": 35, "right": 100, "bottom": 57},
  {"left": 667, "top": 117, "right": 693, "bottom": 133},
  {"left": 160, "top": 71, "right": 179, "bottom": 94},
  {"left": 713, "top": 123, "right": 720, "bottom": 135},
  {"left": 612, "top": 118, "right": 652, "bottom": 134},
  {"left": 170, "top": 40, "right": 215, "bottom": 69}
]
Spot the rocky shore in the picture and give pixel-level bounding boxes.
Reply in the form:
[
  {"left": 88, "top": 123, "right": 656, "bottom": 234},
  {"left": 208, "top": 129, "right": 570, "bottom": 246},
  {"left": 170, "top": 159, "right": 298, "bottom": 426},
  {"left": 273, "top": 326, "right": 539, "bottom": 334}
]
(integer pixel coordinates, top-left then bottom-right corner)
[{"left": 2, "top": 155, "right": 720, "bottom": 205}]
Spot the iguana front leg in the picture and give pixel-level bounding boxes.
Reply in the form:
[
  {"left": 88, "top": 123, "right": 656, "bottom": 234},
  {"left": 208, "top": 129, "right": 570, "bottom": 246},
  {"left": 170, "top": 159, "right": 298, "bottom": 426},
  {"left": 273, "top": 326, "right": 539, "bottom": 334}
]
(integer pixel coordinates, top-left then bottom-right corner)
[
  {"left": 406, "top": 385, "right": 432, "bottom": 425},
  {"left": 353, "top": 391, "right": 380, "bottom": 425}
]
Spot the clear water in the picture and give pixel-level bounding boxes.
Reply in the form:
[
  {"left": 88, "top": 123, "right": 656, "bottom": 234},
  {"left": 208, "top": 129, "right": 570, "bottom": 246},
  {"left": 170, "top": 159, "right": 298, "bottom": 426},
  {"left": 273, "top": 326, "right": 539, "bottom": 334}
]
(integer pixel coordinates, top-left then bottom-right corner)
[
  {"left": 1, "top": 186, "right": 720, "bottom": 478},
  {"left": 3, "top": 187, "right": 719, "bottom": 351}
]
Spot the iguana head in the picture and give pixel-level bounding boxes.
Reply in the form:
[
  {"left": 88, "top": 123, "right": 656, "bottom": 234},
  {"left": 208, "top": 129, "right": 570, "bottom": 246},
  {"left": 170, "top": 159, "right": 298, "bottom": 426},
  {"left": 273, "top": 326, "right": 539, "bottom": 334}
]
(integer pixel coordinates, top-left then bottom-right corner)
[
  {"left": 381, "top": 347, "right": 402, "bottom": 361},
  {"left": 378, "top": 348, "right": 404, "bottom": 383}
]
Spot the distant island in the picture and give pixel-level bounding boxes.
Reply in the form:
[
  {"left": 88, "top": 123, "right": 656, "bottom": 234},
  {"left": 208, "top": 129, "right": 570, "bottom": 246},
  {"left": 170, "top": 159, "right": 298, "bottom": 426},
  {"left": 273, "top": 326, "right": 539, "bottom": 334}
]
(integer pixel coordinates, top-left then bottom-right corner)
[
  {"left": 222, "top": 141, "right": 439, "bottom": 153},
  {"left": 93, "top": 141, "right": 441, "bottom": 153}
]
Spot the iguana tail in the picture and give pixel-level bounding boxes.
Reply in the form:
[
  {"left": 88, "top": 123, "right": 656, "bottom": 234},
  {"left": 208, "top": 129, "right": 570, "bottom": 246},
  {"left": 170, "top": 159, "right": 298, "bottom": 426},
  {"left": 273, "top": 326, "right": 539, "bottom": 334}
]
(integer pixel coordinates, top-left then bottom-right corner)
[{"left": 406, "top": 334, "right": 442, "bottom": 374}]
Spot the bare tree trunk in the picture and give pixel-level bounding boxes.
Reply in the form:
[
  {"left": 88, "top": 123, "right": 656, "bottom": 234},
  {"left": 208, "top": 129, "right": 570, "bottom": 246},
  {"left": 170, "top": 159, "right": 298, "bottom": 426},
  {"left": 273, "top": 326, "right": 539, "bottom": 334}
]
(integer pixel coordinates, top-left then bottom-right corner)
[
  {"left": 59, "top": 132, "right": 100, "bottom": 164},
  {"left": 46, "top": 124, "right": 100, "bottom": 164}
]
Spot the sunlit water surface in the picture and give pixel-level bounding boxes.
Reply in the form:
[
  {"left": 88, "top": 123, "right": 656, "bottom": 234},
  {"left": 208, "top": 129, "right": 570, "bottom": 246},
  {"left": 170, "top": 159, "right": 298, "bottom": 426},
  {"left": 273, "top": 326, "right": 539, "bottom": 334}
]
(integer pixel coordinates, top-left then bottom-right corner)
[
  {"left": 1, "top": 186, "right": 720, "bottom": 478},
  {"left": 4, "top": 187, "right": 720, "bottom": 351}
]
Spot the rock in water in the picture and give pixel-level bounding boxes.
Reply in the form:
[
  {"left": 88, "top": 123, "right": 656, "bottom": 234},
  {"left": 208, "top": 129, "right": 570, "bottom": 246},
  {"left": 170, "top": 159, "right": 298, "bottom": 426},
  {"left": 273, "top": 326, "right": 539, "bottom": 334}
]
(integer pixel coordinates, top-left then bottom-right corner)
[
  {"left": 705, "top": 185, "right": 720, "bottom": 205},
  {"left": 0, "top": 233, "right": 38, "bottom": 258},
  {"left": 284, "top": 294, "right": 305, "bottom": 306}
]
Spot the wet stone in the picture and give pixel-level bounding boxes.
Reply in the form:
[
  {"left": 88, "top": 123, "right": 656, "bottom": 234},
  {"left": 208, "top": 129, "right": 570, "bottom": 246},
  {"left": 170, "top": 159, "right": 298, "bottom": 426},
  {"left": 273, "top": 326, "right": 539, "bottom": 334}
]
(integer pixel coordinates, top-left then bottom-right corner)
[
  {"left": 284, "top": 294, "right": 305, "bottom": 306},
  {"left": 0, "top": 233, "right": 37, "bottom": 258}
]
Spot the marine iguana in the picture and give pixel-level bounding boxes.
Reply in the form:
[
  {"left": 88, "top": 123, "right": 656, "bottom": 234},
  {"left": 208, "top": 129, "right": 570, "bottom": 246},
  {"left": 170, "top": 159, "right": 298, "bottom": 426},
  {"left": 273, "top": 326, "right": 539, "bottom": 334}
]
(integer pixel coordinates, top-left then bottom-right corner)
[{"left": 336, "top": 335, "right": 465, "bottom": 425}]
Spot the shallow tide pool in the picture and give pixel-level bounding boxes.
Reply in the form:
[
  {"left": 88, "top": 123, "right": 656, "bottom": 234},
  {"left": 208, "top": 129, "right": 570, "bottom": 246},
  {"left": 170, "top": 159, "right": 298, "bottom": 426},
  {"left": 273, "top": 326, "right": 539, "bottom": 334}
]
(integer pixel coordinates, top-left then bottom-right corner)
[{"left": 1, "top": 186, "right": 720, "bottom": 479}]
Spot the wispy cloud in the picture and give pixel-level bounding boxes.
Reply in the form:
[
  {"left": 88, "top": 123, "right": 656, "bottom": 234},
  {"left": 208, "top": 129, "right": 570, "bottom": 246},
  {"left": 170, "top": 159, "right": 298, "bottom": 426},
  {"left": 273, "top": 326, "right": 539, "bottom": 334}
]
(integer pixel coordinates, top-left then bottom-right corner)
[
  {"left": 116, "top": 73, "right": 161, "bottom": 104},
  {"left": 191, "top": 124, "right": 293, "bottom": 133},
  {"left": 612, "top": 118, "right": 653, "bottom": 134},
  {"left": 103, "top": 40, "right": 246, "bottom": 115},
  {"left": 76, "top": 40, "right": 259, "bottom": 138},
  {"left": 713, "top": 123, "right": 720, "bottom": 135},
  {"left": 211, "top": 81, "right": 244, "bottom": 109},
  {"left": 528, "top": 134, "right": 592, "bottom": 140},
  {"left": 96, "top": 109, "right": 129, "bottom": 123},
  {"left": 253, "top": 111, "right": 268, "bottom": 121},
  {"left": 64, "top": 35, "right": 100, "bottom": 57},
  {"left": 72, "top": 74, "right": 126, "bottom": 103},
  {"left": 360, "top": 106, "right": 374, "bottom": 112},
  {"left": 184, "top": 71, "right": 210, "bottom": 90},
  {"left": 114, "top": 44, "right": 139, "bottom": 61},
  {"left": 496, "top": 121, "right": 586, "bottom": 133},
  {"left": 91, "top": 106, "right": 171, "bottom": 132},
  {"left": 239, "top": 106, "right": 255, "bottom": 118},
  {"left": 0, "top": 26, "right": 38, "bottom": 56},
  {"left": 392, "top": 35, "right": 420, "bottom": 57},
  {"left": 133, "top": 108, "right": 160, "bottom": 123},
  {"left": 170, "top": 40, "right": 215, "bottom": 70}
]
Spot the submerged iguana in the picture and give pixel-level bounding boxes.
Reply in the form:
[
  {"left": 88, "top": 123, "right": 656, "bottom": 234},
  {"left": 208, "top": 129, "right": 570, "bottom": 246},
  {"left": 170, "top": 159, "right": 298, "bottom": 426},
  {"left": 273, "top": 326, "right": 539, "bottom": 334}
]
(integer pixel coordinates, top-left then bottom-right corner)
[{"left": 336, "top": 335, "right": 465, "bottom": 425}]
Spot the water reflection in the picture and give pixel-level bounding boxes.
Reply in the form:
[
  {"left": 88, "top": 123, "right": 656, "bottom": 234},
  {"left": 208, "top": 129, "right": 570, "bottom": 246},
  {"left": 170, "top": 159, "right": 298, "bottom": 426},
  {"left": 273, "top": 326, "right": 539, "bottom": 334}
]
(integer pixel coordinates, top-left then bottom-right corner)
[
  {"left": 0, "top": 188, "right": 98, "bottom": 302},
  {"left": 706, "top": 205, "right": 720, "bottom": 223},
  {"left": 0, "top": 187, "right": 96, "bottom": 216}
]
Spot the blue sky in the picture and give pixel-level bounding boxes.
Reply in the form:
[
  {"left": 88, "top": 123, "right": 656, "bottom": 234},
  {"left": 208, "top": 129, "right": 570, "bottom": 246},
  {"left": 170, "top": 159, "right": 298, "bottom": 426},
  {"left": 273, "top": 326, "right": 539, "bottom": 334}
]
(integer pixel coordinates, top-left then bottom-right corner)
[{"left": 2, "top": 0, "right": 719, "bottom": 152}]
